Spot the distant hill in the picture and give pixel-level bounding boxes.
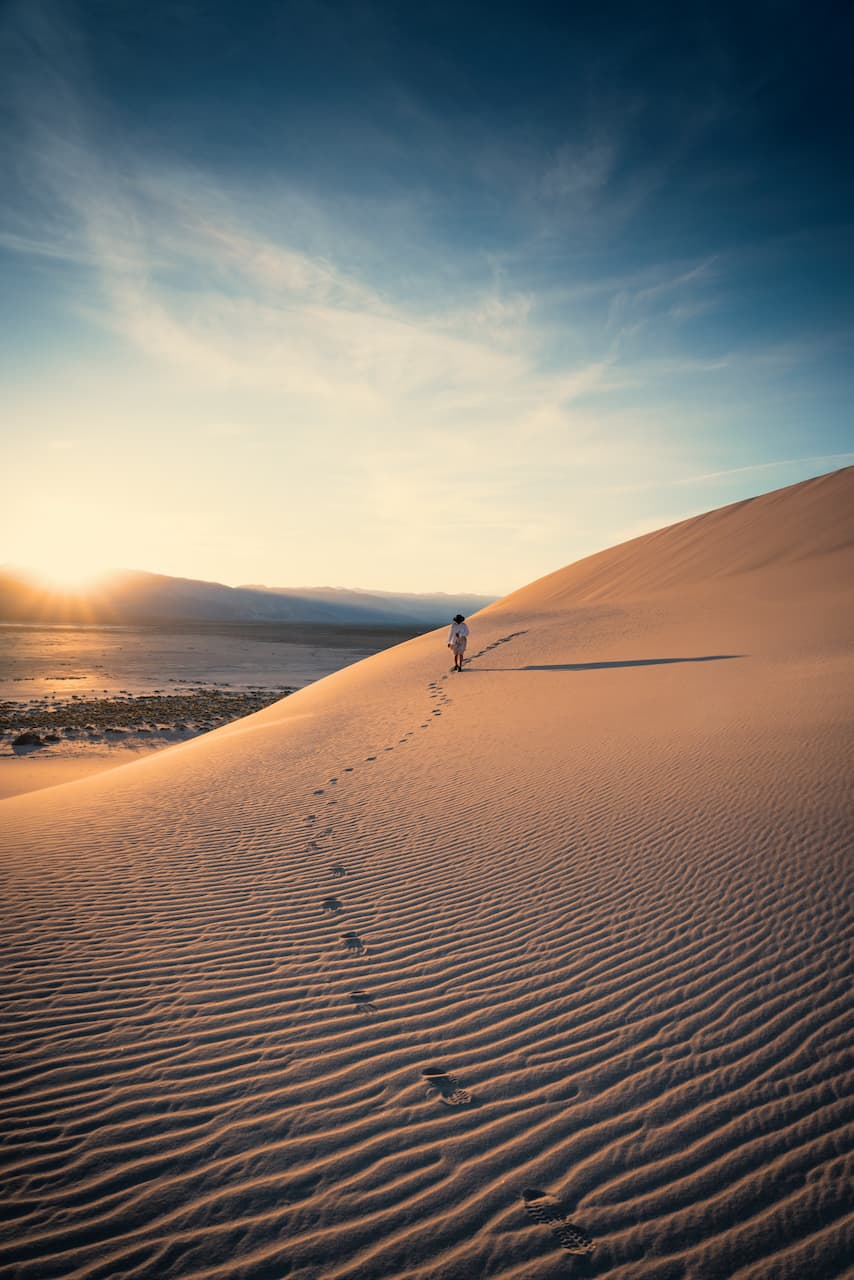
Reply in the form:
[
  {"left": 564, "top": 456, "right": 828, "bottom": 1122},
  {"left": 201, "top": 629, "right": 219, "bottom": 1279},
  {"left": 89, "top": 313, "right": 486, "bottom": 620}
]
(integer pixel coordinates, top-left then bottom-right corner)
[
  {"left": 0, "top": 568, "right": 494, "bottom": 628},
  {"left": 239, "top": 584, "right": 495, "bottom": 627}
]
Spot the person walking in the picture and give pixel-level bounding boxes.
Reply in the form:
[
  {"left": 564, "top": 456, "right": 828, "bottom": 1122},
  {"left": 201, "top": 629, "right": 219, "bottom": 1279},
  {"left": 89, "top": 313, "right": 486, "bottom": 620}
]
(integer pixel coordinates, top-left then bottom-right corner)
[{"left": 447, "top": 614, "right": 470, "bottom": 671}]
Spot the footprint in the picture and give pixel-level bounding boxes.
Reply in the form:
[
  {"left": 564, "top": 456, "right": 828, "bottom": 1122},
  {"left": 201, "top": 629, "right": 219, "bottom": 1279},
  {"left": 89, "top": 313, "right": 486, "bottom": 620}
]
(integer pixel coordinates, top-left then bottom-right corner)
[
  {"left": 521, "top": 1189, "right": 594, "bottom": 1255},
  {"left": 306, "top": 814, "right": 317, "bottom": 823},
  {"left": 314, "top": 789, "right": 325, "bottom": 796},
  {"left": 329, "top": 777, "right": 338, "bottom": 784},
  {"left": 422, "top": 1068, "right": 473, "bottom": 1107},
  {"left": 349, "top": 990, "right": 377, "bottom": 1013},
  {"left": 322, "top": 897, "right": 343, "bottom": 915},
  {"left": 341, "top": 932, "right": 364, "bottom": 955},
  {"left": 384, "top": 746, "right": 394, "bottom": 752},
  {"left": 327, "top": 799, "right": 337, "bottom": 805},
  {"left": 344, "top": 767, "right": 353, "bottom": 772},
  {"left": 366, "top": 756, "right": 377, "bottom": 762},
  {"left": 331, "top": 865, "right": 346, "bottom": 879}
]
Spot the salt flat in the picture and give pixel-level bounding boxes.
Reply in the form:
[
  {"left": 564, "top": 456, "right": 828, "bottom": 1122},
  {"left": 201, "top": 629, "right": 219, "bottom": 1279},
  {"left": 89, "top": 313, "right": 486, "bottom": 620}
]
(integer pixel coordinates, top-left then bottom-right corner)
[
  {"left": 0, "top": 622, "right": 418, "bottom": 800},
  {"left": 1, "top": 469, "right": 851, "bottom": 1279}
]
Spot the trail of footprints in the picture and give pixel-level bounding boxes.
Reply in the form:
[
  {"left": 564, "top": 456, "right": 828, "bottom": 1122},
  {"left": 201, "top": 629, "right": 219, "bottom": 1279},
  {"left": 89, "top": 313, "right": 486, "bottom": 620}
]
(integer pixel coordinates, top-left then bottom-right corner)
[
  {"left": 467, "top": 629, "right": 528, "bottom": 663},
  {"left": 304, "top": 676, "right": 454, "bottom": 986},
  {"left": 299, "top": 632, "right": 593, "bottom": 1258}
]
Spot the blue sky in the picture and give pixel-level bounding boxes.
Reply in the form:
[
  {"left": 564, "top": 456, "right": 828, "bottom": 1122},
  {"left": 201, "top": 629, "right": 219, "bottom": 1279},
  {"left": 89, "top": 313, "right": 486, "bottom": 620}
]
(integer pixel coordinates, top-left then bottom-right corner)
[{"left": 1, "top": 0, "right": 852, "bottom": 593}]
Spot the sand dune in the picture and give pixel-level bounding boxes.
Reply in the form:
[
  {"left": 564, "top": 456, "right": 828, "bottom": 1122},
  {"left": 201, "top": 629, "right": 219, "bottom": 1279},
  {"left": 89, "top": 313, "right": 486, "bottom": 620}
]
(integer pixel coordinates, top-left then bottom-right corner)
[{"left": 1, "top": 469, "right": 852, "bottom": 1279}]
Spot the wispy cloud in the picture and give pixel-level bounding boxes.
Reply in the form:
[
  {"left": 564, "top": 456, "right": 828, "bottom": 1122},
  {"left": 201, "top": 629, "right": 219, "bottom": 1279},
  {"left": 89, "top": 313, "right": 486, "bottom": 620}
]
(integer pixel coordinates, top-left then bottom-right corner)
[
  {"left": 682, "top": 454, "right": 854, "bottom": 483},
  {"left": 3, "top": 1, "right": 849, "bottom": 594},
  {"left": 1, "top": 4, "right": 636, "bottom": 459},
  {"left": 597, "top": 453, "right": 854, "bottom": 496}
]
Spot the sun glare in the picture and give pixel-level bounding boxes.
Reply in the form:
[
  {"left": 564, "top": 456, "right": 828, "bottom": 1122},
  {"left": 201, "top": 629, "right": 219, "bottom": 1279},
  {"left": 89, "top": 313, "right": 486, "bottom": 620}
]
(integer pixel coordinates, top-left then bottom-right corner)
[{"left": 29, "top": 562, "right": 111, "bottom": 594}]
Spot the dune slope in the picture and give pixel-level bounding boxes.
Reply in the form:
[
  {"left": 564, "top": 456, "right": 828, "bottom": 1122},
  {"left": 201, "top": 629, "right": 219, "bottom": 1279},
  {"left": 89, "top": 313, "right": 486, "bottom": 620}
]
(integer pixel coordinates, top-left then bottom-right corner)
[{"left": 1, "top": 469, "right": 852, "bottom": 1280}]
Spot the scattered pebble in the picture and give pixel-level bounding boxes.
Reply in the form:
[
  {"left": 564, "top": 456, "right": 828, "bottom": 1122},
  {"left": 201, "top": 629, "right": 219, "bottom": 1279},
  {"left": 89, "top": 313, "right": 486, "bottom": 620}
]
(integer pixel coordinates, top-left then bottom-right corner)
[{"left": 0, "top": 688, "right": 294, "bottom": 743}]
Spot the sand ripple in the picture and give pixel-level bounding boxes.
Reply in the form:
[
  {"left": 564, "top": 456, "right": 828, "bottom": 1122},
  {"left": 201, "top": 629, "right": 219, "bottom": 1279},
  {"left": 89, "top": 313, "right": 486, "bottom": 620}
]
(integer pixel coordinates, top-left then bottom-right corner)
[{"left": 2, "top": 471, "right": 853, "bottom": 1278}]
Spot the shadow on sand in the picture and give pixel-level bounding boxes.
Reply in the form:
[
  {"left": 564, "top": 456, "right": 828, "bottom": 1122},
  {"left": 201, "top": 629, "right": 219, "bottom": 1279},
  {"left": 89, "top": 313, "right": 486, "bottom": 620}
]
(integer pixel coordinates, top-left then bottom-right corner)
[{"left": 469, "top": 655, "right": 744, "bottom": 673}]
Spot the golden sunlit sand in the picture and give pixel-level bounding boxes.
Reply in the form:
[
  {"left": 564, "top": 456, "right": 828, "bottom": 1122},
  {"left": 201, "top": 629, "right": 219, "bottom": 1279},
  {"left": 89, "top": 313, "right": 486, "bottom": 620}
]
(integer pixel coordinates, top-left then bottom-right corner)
[
  {"left": 0, "top": 754, "right": 125, "bottom": 800},
  {"left": 1, "top": 469, "right": 852, "bottom": 1278}
]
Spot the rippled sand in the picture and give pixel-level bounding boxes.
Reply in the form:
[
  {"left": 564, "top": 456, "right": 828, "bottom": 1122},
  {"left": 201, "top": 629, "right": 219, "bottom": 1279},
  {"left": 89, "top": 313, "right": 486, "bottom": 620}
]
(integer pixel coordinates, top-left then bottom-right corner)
[{"left": 1, "top": 469, "right": 851, "bottom": 1279}]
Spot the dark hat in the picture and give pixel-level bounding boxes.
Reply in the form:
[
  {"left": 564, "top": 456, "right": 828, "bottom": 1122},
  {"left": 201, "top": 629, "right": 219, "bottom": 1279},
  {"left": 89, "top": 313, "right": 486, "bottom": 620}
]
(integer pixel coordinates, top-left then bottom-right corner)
[{"left": 453, "top": 614, "right": 465, "bottom": 623}]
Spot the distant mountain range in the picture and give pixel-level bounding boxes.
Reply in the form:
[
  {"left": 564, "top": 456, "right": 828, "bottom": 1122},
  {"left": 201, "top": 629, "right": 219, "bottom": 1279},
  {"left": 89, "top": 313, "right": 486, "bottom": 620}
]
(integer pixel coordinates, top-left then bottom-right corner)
[{"left": 0, "top": 568, "right": 495, "bottom": 628}]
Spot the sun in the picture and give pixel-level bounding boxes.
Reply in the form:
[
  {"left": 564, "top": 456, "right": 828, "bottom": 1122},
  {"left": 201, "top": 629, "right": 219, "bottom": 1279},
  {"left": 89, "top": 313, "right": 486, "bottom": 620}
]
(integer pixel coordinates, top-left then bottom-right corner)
[{"left": 28, "top": 560, "right": 112, "bottom": 594}]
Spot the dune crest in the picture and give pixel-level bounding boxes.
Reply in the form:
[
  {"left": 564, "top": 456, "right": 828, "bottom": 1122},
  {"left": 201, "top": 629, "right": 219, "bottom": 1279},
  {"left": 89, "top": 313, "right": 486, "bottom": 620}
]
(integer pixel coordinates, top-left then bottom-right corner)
[
  {"left": 496, "top": 465, "right": 853, "bottom": 609},
  {"left": 1, "top": 469, "right": 852, "bottom": 1279}
]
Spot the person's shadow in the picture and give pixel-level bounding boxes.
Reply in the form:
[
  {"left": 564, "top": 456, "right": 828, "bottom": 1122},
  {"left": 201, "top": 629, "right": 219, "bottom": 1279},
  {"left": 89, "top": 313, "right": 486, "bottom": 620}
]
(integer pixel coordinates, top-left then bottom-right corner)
[
  {"left": 470, "top": 655, "right": 744, "bottom": 672},
  {"left": 527, "top": 655, "right": 743, "bottom": 671}
]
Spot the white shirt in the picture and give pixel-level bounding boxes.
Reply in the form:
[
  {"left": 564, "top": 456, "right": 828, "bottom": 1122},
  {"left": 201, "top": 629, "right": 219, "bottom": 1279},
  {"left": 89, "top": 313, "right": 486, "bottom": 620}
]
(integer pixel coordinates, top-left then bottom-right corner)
[{"left": 448, "top": 621, "right": 470, "bottom": 643}]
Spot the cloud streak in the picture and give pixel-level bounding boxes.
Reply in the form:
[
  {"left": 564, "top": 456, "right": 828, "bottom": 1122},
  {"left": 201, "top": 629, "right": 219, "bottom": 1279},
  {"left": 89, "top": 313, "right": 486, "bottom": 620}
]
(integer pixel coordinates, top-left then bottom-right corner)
[{"left": 596, "top": 454, "right": 854, "bottom": 497}]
